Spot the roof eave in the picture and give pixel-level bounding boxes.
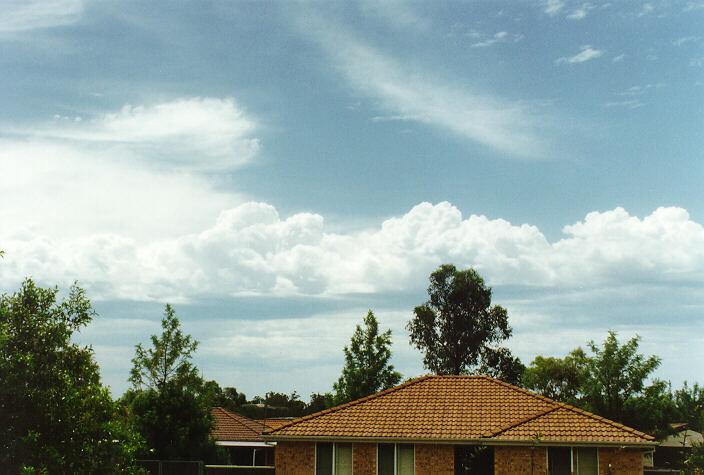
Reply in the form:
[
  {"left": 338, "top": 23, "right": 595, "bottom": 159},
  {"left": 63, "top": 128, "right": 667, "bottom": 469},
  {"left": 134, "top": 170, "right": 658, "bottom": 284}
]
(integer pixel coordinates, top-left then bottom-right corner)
[{"left": 262, "top": 434, "right": 656, "bottom": 448}]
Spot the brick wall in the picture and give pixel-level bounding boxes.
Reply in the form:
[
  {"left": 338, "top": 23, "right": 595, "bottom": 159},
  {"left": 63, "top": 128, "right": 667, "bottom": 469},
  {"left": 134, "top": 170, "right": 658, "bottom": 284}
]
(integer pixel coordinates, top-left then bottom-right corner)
[
  {"left": 275, "top": 441, "right": 315, "bottom": 475},
  {"left": 599, "top": 447, "right": 643, "bottom": 475},
  {"left": 415, "top": 444, "right": 454, "bottom": 475},
  {"left": 494, "top": 446, "right": 547, "bottom": 475},
  {"left": 352, "top": 443, "right": 376, "bottom": 475}
]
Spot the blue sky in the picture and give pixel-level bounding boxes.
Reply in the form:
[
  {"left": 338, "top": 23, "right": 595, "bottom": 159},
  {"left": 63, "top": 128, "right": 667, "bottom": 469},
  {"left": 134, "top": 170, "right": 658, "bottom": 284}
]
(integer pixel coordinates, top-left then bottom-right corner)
[{"left": 1, "top": 0, "right": 703, "bottom": 398}]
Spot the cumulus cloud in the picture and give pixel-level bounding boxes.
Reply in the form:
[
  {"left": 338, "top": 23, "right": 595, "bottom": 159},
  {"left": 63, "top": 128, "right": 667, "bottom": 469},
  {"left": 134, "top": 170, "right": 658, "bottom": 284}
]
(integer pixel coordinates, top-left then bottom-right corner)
[
  {"left": 3, "top": 202, "right": 704, "bottom": 305},
  {"left": 10, "top": 98, "right": 260, "bottom": 171},
  {"left": 299, "top": 18, "right": 552, "bottom": 158},
  {"left": 556, "top": 45, "right": 603, "bottom": 64},
  {"left": 0, "top": 0, "right": 83, "bottom": 33}
]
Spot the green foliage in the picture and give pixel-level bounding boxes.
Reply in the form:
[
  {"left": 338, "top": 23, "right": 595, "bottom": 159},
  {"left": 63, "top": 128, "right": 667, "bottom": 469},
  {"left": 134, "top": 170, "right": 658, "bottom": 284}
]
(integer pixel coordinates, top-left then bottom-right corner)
[
  {"left": 524, "top": 331, "right": 675, "bottom": 437},
  {"left": 582, "top": 331, "right": 662, "bottom": 425},
  {"left": 200, "top": 380, "right": 248, "bottom": 413},
  {"left": 522, "top": 351, "right": 587, "bottom": 403},
  {"left": 334, "top": 310, "right": 402, "bottom": 403},
  {"left": 130, "top": 304, "right": 200, "bottom": 390},
  {"left": 127, "top": 304, "right": 225, "bottom": 463},
  {"left": 0, "top": 279, "right": 142, "bottom": 473},
  {"left": 407, "top": 264, "right": 519, "bottom": 379},
  {"left": 129, "top": 381, "right": 225, "bottom": 463},
  {"left": 674, "top": 382, "right": 704, "bottom": 433},
  {"left": 685, "top": 441, "right": 704, "bottom": 472},
  {"left": 305, "top": 392, "right": 337, "bottom": 415},
  {"left": 243, "top": 391, "right": 307, "bottom": 419}
]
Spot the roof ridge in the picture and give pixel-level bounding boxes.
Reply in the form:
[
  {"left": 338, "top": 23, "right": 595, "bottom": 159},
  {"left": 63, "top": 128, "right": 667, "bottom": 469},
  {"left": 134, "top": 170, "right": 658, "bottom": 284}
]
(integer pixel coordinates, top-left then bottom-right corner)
[
  {"left": 483, "top": 379, "right": 654, "bottom": 441},
  {"left": 263, "top": 375, "right": 433, "bottom": 435},
  {"left": 484, "top": 406, "right": 561, "bottom": 439}
]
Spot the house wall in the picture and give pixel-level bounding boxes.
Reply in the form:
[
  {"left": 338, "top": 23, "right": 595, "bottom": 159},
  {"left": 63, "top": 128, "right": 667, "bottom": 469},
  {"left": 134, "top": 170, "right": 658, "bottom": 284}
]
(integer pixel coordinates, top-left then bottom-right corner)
[
  {"left": 275, "top": 441, "right": 315, "bottom": 475},
  {"left": 415, "top": 444, "right": 454, "bottom": 475},
  {"left": 352, "top": 443, "right": 376, "bottom": 474},
  {"left": 494, "top": 446, "right": 547, "bottom": 475},
  {"left": 598, "top": 447, "right": 643, "bottom": 475}
]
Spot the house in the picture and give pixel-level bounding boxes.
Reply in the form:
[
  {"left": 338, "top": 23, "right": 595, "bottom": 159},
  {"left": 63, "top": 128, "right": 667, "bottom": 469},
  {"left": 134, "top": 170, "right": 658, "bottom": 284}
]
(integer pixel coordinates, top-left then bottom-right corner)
[
  {"left": 211, "top": 407, "right": 276, "bottom": 467},
  {"left": 646, "top": 423, "right": 704, "bottom": 473},
  {"left": 262, "top": 375, "right": 655, "bottom": 475}
]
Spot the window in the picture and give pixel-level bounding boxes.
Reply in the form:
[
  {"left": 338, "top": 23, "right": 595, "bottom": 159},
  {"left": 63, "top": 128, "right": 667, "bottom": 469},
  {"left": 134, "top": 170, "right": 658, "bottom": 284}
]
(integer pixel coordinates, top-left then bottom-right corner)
[
  {"left": 378, "top": 443, "right": 414, "bottom": 475},
  {"left": 548, "top": 447, "right": 599, "bottom": 475},
  {"left": 316, "top": 443, "right": 352, "bottom": 475},
  {"left": 574, "top": 447, "right": 598, "bottom": 475}
]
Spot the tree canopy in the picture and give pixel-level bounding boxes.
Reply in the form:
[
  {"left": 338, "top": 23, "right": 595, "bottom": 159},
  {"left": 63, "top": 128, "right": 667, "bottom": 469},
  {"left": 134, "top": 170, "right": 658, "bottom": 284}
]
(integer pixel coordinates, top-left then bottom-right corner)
[
  {"left": 523, "top": 331, "right": 673, "bottom": 437},
  {"left": 0, "top": 279, "right": 141, "bottom": 473},
  {"left": 407, "top": 264, "right": 521, "bottom": 381},
  {"left": 130, "top": 303, "right": 200, "bottom": 390},
  {"left": 334, "top": 310, "right": 402, "bottom": 403},
  {"left": 127, "top": 304, "right": 223, "bottom": 462}
]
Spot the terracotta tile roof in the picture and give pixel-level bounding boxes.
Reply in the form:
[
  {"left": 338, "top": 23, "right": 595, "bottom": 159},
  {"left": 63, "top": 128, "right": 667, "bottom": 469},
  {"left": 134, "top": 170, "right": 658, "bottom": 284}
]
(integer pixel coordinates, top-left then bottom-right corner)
[
  {"left": 263, "top": 376, "right": 654, "bottom": 446},
  {"left": 256, "top": 418, "right": 296, "bottom": 430},
  {"left": 211, "top": 407, "right": 271, "bottom": 442}
]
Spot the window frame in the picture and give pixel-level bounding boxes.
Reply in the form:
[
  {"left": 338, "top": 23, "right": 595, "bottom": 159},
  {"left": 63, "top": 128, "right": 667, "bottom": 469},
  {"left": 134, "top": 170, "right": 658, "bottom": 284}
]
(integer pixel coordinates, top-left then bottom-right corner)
[
  {"left": 376, "top": 443, "right": 415, "bottom": 475},
  {"left": 546, "top": 446, "right": 599, "bottom": 475},
  {"left": 315, "top": 442, "right": 354, "bottom": 475}
]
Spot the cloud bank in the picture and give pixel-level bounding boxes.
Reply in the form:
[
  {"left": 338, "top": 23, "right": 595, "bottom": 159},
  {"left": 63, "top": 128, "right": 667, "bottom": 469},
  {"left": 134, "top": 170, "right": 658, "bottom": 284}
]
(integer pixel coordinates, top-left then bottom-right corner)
[{"left": 3, "top": 202, "right": 703, "bottom": 304}]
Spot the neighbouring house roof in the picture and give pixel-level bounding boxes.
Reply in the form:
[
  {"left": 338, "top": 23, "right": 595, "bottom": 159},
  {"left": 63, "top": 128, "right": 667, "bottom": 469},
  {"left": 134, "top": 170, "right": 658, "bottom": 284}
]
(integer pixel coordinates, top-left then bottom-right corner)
[
  {"left": 660, "top": 429, "right": 704, "bottom": 447},
  {"left": 263, "top": 375, "right": 655, "bottom": 447},
  {"left": 211, "top": 407, "right": 272, "bottom": 442},
  {"left": 256, "top": 418, "right": 296, "bottom": 430}
]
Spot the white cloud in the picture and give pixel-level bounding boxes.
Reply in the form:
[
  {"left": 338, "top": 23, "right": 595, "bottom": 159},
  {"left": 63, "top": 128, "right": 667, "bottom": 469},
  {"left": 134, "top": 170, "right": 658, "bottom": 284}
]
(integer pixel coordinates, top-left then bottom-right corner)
[
  {"left": 544, "top": 0, "right": 566, "bottom": 16},
  {"left": 0, "top": 97, "right": 258, "bottom": 243},
  {"left": 300, "top": 19, "right": 551, "bottom": 158},
  {"left": 4, "top": 202, "right": 704, "bottom": 305},
  {"left": 603, "top": 100, "right": 644, "bottom": 109},
  {"left": 567, "top": 3, "right": 595, "bottom": 19},
  {"left": 637, "top": 2, "right": 655, "bottom": 17},
  {"left": 0, "top": 0, "right": 83, "bottom": 32},
  {"left": 11, "top": 98, "right": 260, "bottom": 171},
  {"left": 673, "top": 36, "right": 700, "bottom": 46},
  {"left": 360, "top": 0, "right": 428, "bottom": 30},
  {"left": 556, "top": 45, "right": 603, "bottom": 64},
  {"left": 612, "top": 53, "right": 625, "bottom": 63},
  {"left": 471, "top": 31, "right": 523, "bottom": 48}
]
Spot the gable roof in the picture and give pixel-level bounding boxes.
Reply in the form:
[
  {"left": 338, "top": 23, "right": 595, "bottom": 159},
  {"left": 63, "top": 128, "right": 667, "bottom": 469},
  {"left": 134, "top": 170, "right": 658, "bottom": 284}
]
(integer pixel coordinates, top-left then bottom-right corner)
[
  {"left": 211, "top": 407, "right": 272, "bottom": 442},
  {"left": 263, "top": 375, "right": 654, "bottom": 446}
]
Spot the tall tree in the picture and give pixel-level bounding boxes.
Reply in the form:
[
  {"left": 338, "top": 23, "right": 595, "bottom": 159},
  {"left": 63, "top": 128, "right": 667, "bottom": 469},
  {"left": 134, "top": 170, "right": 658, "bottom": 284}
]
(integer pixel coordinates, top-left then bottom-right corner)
[
  {"left": 334, "top": 310, "right": 402, "bottom": 403},
  {"left": 129, "top": 303, "right": 200, "bottom": 390},
  {"left": 0, "top": 279, "right": 141, "bottom": 473},
  {"left": 127, "top": 304, "right": 224, "bottom": 462},
  {"left": 407, "top": 264, "right": 518, "bottom": 378}
]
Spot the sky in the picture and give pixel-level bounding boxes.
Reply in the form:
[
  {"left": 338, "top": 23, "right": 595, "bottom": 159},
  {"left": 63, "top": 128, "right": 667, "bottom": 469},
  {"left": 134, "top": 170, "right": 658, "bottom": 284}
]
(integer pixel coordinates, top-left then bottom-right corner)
[{"left": 1, "top": 0, "right": 703, "bottom": 399}]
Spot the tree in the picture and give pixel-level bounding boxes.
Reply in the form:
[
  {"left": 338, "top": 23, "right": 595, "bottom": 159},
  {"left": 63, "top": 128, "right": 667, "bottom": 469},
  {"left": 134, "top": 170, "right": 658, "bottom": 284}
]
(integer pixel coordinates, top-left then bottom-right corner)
[
  {"left": 581, "top": 331, "right": 662, "bottom": 425},
  {"left": 129, "top": 303, "right": 200, "bottom": 390},
  {"left": 523, "top": 331, "right": 674, "bottom": 437},
  {"left": 129, "top": 381, "right": 223, "bottom": 462},
  {"left": 333, "top": 311, "right": 402, "bottom": 403},
  {"left": 407, "top": 264, "right": 518, "bottom": 379},
  {"left": 0, "top": 279, "right": 142, "bottom": 473},
  {"left": 127, "top": 304, "right": 224, "bottom": 462},
  {"left": 674, "top": 382, "right": 704, "bottom": 433},
  {"left": 523, "top": 350, "right": 587, "bottom": 403}
]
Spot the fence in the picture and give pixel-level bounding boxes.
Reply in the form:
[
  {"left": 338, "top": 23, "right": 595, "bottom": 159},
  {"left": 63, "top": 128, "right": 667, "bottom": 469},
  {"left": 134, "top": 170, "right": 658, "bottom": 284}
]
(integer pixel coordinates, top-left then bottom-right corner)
[{"left": 136, "top": 461, "right": 274, "bottom": 475}]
